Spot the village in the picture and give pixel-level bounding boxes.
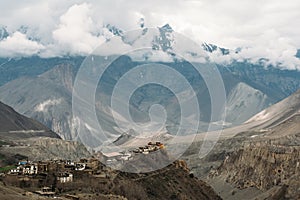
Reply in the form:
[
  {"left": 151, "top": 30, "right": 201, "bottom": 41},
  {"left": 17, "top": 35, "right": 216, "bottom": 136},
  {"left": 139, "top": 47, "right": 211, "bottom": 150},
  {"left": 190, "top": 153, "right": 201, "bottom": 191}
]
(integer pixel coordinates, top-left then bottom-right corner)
[
  {"left": 102, "top": 141, "right": 165, "bottom": 164},
  {"left": 0, "top": 141, "right": 165, "bottom": 198},
  {"left": 2, "top": 157, "right": 113, "bottom": 197}
]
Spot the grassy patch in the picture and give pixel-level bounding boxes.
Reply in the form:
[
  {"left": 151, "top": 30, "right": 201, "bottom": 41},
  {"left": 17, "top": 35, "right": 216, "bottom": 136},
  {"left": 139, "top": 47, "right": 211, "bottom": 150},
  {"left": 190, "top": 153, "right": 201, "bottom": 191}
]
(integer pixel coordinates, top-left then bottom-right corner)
[
  {"left": 0, "top": 140, "right": 10, "bottom": 146},
  {"left": 0, "top": 165, "right": 16, "bottom": 172}
]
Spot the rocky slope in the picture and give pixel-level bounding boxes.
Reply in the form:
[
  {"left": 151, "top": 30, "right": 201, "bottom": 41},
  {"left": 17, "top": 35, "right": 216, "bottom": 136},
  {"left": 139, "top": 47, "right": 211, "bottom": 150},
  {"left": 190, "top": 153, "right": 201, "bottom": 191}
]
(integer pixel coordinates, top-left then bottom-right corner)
[
  {"left": 179, "top": 89, "right": 300, "bottom": 199},
  {"left": 0, "top": 101, "right": 60, "bottom": 139},
  {"left": 213, "top": 141, "right": 300, "bottom": 199},
  {"left": 245, "top": 89, "right": 300, "bottom": 128},
  {"left": 207, "top": 91, "right": 300, "bottom": 199},
  {"left": 111, "top": 160, "right": 222, "bottom": 200},
  {"left": 0, "top": 56, "right": 84, "bottom": 87},
  {"left": 0, "top": 64, "right": 76, "bottom": 140},
  {"left": 225, "top": 82, "right": 270, "bottom": 124},
  {"left": 0, "top": 101, "right": 90, "bottom": 164}
]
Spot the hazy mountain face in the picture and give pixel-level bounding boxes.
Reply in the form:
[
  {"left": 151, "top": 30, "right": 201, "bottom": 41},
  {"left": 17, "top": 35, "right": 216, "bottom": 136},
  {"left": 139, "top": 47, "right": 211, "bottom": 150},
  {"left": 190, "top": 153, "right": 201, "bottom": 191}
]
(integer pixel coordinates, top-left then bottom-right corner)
[
  {"left": 1, "top": 58, "right": 300, "bottom": 147},
  {"left": 0, "top": 101, "right": 60, "bottom": 139},
  {"left": 0, "top": 100, "right": 91, "bottom": 163},
  {"left": 0, "top": 26, "right": 300, "bottom": 149},
  {"left": 245, "top": 89, "right": 300, "bottom": 128},
  {"left": 0, "top": 56, "right": 84, "bottom": 86},
  {"left": 0, "top": 63, "right": 78, "bottom": 140}
]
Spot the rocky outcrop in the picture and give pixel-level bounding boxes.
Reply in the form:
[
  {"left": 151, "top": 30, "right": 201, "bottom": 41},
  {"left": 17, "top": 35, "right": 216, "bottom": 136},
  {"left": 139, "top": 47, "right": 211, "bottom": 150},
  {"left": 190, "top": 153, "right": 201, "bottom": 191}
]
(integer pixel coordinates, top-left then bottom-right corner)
[
  {"left": 212, "top": 141, "right": 300, "bottom": 199},
  {"left": 203, "top": 91, "right": 300, "bottom": 199},
  {"left": 113, "top": 160, "right": 222, "bottom": 200}
]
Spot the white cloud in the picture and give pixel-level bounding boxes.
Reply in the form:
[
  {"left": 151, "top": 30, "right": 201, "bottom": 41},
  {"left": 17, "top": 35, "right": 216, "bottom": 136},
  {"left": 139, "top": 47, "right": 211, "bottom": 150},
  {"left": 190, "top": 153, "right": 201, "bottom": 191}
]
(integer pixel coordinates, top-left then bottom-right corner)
[
  {"left": 0, "top": 0, "right": 299, "bottom": 69},
  {"left": 0, "top": 31, "right": 44, "bottom": 57},
  {"left": 221, "top": 30, "right": 300, "bottom": 70},
  {"left": 52, "top": 3, "right": 105, "bottom": 55}
]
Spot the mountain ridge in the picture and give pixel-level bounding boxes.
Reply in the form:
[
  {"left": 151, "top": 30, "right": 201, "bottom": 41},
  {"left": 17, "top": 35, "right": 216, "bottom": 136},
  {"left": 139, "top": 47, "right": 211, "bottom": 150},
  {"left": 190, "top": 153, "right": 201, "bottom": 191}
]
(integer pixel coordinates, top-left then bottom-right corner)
[
  {"left": 1, "top": 58, "right": 300, "bottom": 147},
  {"left": 0, "top": 100, "right": 91, "bottom": 164},
  {"left": 0, "top": 25, "right": 299, "bottom": 148},
  {"left": 0, "top": 101, "right": 60, "bottom": 139}
]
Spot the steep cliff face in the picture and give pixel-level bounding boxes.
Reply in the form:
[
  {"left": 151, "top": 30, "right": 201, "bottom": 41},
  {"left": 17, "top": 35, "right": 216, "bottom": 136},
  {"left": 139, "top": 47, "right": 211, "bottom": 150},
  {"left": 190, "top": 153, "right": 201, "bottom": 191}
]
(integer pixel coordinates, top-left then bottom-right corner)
[
  {"left": 218, "top": 144, "right": 299, "bottom": 187},
  {"left": 212, "top": 135, "right": 300, "bottom": 199},
  {"left": 204, "top": 91, "right": 300, "bottom": 199}
]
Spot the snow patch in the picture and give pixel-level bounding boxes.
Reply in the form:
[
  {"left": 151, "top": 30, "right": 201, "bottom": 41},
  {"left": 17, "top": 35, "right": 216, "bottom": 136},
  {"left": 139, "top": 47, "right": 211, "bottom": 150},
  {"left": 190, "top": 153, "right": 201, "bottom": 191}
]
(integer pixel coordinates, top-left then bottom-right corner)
[
  {"left": 246, "top": 110, "right": 270, "bottom": 123},
  {"left": 225, "top": 82, "right": 270, "bottom": 124},
  {"left": 34, "top": 98, "right": 62, "bottom": 112},
  {"left": 84, "top": 123, "right": 97, "bottom": 133}
]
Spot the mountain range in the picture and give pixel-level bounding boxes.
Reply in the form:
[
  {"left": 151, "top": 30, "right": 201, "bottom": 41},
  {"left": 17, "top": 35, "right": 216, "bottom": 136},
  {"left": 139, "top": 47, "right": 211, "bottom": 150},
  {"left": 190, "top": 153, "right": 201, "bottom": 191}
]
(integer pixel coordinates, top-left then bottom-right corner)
[
  {"left": 0, "top": 25, "right": 300, "bottom": 150},
  {"left": 0, "top": 23, "right": 300, "bottom": 199}
]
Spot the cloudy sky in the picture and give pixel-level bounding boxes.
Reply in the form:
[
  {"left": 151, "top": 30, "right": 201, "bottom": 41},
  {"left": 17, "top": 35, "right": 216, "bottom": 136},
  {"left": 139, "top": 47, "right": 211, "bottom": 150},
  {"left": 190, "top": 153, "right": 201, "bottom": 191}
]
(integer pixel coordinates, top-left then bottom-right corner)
[{"left": 0, "top": 0, "right": 300, "bottom": 69}]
